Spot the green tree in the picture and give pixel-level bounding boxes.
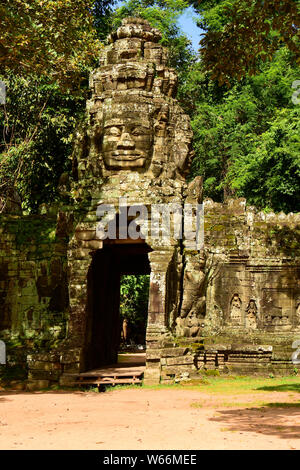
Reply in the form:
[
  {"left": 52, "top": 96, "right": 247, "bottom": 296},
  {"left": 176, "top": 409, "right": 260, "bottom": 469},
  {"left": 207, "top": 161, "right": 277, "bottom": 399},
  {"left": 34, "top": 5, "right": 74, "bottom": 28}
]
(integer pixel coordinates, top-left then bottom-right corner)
[
  {"left": 93, "top": 0, "right": 117, "bottom": 41},
  {"left": 0, "top": 0, "right": 113, "bottom": 212},
  {"left": 226, "top": 107, "right": 300, "bottom": 212},
  {"left": 0, "top": 0, "right": 196, "bottom": 212},
  {"left": 188, "top": 47, "right": 300, "bottom": 212},
  {"left": 189, "top": 0, "right": 300, "bottom": 85},
  {"left": 0, "top": 76, "right": 86, "bottom": 212},
  {"left": 0, "top": 0, "right": 102, "bottom": 88},
  {"left": 120, "top": 275, "right": 150, "bottom": 344}
]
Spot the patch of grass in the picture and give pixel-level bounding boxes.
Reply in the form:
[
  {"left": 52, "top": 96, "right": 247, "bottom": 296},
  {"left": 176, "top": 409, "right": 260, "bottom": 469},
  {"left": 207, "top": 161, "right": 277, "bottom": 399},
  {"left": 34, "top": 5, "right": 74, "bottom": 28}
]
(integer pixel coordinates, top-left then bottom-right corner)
[
  {"left": 177, "top": 375, "right": 300, "bottom": 395},
  {"left": 100, "top": 375, "right": 300, "bottom": 405},
  {"left": 104, "top": 383, "right": 143, "bottom": 392},
  {"left": 104, "top": 382, "right": 191, "bottom": 392},
  {"left": 190, "top": 402, "right": 203, "bottom": 408},
  {"left": 144, "top": 382, "right": 189, "bottom": 390},
  {"left": 87, "top": 387, "right": 100, "bottom": 393},
  {"left": 219, "top": 401, "right": 265, "bottom": 408},
  {"left": 191, "top": 399, "right": 300, "bottom": 409},
  {"left": 215, "top": 400, "right": 300, "bottom": 408},
  {"left": 203, "top": 369, "right": 220, "bottom": 377},
  {"left": 183, "top": 379, "right": 211, "bottom": 386}
]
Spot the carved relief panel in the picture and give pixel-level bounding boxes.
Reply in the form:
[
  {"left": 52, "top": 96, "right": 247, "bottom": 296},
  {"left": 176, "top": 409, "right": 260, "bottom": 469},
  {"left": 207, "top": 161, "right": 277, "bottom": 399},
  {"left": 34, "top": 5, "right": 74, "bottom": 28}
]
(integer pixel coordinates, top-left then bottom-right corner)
[
  {"left": 245, "top": 299, "right": 258, "bottom": 329},
  {"left": 261, "top": 288, "right": 295, "bottom": 330}
]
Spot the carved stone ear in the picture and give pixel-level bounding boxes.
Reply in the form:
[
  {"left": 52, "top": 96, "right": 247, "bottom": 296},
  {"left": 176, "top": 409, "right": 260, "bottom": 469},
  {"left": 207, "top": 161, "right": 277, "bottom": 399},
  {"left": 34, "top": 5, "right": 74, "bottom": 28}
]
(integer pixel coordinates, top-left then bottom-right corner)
[
  {"left": 185, "top": 176, "right": 203, "bottom": 205},
  {"left": 156, "top": 104, "right": 169, "bottom": 123},
  {"left": 153, "top": 104, "right": 169, "bottom": 135},
  {"left": 151, "top": 162, "right": 163, "bottom": 178}
]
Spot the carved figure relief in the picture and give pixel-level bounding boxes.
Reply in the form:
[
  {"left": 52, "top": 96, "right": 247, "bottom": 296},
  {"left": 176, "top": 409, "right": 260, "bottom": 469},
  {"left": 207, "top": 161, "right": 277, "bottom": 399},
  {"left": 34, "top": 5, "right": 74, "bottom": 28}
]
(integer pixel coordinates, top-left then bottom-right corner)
[
  {"left": 176, "top": 251, "right": 206, "bottom": 337},
  {"left": 245, "top": 299, "right": 258, "bottom": 329},
  {"left": 175, "top": 316, "right": 186, "bottom": 337},
  {"left": 175, "top": 311, "right": 202, "bottom": 338},
  {"left": 281, "top": 316, "right": 290, "bottom": 328},
  {"left": 230, "top": 293, "right": 242, "bottom": 325},
  {"left": 296, "top": 302, "right": 300, "bottom": 325},
  {"left": 213, "top": 304, "right": 224, "bottom": 325},
  {"left": 260, "top": 289, "right": 296, "bottom": 330},
  {"left": 264, "top": 314, "right": 291, "bottom": 329},
  {"left": 186, "top": 311, "right": 202, "bottom": 337}
]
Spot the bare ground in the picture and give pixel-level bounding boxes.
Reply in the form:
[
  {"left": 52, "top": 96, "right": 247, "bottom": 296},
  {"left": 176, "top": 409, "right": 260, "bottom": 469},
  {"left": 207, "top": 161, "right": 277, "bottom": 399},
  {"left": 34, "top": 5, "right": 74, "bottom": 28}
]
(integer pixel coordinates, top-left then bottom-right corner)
[{"left": 0, "top": 383, "right": 300, "bottom": 450}]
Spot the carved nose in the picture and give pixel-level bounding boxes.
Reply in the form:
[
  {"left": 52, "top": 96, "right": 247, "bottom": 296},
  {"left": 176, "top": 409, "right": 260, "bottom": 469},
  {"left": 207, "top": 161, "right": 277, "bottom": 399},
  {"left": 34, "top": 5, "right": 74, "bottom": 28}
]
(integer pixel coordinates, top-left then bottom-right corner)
[{"left": 117, "top": 132, "right": 135, "bottom": 149}]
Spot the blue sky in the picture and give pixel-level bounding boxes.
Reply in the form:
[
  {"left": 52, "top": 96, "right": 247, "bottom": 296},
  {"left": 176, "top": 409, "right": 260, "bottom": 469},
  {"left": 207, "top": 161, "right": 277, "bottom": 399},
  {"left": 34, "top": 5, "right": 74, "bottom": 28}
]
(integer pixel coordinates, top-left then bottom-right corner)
[
  {"left": 177, "top": 6, "right": 202, "bottom": 51},
  {"left": 113, "top": 2, "right": 202, "bottom": 51}
]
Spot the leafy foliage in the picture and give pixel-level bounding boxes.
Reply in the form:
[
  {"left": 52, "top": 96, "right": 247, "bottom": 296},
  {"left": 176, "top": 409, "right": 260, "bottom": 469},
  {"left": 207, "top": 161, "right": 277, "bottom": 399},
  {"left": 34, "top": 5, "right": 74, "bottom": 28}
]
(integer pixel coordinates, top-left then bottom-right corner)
[
  {"left": 226, "top": 107, "right": 300, "bottom": 212},
  {"left": 0, "top": 0, "right": 110, "bottom": 212},
  {"left": 93, "top": 0, "right": 117, "bottom": 41},
  {"left": 190, "top": 0, "right": 300, "bottom": 85},
  {"left": 0, "top": 0, "right": 196, "bottom": 212},
  {"left": 188, "top": 47, "right": 300, "bottom": 211},
  {"left": 120, "top": 275, "right": 150, "bottom": 344},
  {"left": 0, "top": 0, "right": 101, "bottom": 88},
  {"left": 0, "top": 76, "right": 86, "bottom": 212}
]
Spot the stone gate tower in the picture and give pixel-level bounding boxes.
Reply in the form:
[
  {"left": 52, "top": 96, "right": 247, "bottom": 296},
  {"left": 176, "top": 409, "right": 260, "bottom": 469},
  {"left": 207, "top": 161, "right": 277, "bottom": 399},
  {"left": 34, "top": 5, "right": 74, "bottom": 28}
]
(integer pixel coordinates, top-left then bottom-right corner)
[{"left": 62, "top": 17, "right": 205, "bottom": 385}]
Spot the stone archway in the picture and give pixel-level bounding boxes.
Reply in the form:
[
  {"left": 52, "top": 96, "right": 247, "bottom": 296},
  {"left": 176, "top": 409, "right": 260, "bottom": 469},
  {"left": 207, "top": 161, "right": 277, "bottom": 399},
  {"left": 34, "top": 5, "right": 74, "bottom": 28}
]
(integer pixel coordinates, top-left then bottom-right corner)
[
  {"left": 83, "top": 241, "right": 152, "bottom": 371},
  {"left": 60, "top": 220, "right": 181, "bottom": 385}
]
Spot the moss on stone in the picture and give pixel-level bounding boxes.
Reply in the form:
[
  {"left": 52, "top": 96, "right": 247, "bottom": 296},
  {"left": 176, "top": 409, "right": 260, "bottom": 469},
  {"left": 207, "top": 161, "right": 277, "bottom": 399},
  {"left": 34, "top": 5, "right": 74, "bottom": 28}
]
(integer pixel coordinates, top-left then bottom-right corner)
[
  {"left": 266, "top": 225, "right": 300, "bottom": 257},
  {"left": 189, "top": 342, "right": 204, "bottom": 352},
  {"left": 203, "top": 369, "right": 220, "bottom": 376},
  {"left": 2, "top": 216, "right": 57, "bottom": 249}
]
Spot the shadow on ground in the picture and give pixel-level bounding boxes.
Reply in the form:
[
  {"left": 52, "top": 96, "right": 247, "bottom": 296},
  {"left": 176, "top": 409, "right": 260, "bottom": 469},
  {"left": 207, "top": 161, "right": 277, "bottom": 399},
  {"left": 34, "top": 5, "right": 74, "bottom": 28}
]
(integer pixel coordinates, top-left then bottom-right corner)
[
  {"left": 0, "top": 389, "right": 85, "bottom": 397},
  {"left": 255, "top": 383, "right": 300, "bottom": 393},
  {"left": 0, "top": 397, "right": 7, "bottom": 402},
  {"left": 210, "top": 405, "right": 300, "bottom": 440}
]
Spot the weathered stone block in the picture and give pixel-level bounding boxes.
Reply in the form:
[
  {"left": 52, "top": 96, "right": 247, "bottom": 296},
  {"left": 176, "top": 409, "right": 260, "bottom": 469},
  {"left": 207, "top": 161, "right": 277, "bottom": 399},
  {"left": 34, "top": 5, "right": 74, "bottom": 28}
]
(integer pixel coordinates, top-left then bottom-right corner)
[
  {"left": 26, "top": 380, "right": 50, "bottom": 391},
  {"left": 28, "top": 369, "right": 61, "bottom": 381},
  {"left": 60, "top": 349, "right": 82, "bottom": 364},
  {"left": 161, "top": 347, "right": 189, "bottom": 357},
  {"left": 165, "top": 355, "right": 194, "bottom": 366}
]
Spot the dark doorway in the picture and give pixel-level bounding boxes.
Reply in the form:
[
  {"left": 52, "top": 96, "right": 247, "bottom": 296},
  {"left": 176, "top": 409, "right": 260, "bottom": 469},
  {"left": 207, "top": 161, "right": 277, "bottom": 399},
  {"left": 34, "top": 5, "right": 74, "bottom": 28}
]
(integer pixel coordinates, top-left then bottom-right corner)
[{"left": 84, "top": 241, "right": 151, "bottom": 371}]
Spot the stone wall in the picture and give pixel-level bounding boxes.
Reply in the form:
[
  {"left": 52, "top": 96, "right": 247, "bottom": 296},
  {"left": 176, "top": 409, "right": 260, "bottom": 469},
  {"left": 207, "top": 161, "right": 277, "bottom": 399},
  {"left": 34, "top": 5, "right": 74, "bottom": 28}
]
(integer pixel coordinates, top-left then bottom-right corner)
[
  {"left": 159, "top": 199, "right": 300, "bottom": 381},
  {"left": 204, "top": 198, "right": 300, "bottom": 333},
  {"left": 0, "top": 211, "right": 69, "bottom": 385}
]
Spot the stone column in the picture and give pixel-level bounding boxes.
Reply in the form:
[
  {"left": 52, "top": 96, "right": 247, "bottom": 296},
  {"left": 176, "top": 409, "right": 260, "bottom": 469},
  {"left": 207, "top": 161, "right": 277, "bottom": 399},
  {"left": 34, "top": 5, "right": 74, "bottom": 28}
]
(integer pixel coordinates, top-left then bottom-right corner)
[
  {"left": 144, "top": 249, "right": 174, "bottom": 385},
  {"left": 60, "top": 224, "right": 102, "bottom": 381}
]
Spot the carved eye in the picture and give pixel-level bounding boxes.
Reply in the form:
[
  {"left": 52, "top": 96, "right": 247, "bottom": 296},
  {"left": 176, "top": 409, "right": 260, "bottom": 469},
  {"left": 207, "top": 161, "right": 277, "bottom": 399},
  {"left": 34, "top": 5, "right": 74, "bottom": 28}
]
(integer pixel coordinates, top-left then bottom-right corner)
[
  {"left": 131, "top": 127, "right": 147, "bottom": 136},
  {"left": 106, "top": 127, "right": 121, "bottom": 136}
]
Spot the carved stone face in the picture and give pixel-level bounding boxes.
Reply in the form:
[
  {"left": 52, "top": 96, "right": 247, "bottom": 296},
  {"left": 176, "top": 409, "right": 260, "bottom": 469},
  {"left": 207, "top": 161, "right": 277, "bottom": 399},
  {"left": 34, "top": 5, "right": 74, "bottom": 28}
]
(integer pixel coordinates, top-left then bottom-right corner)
[
  {"left": 247, "top": 300, "right": 257, "bottom": 312},
  {"left": 102, "top": 116, "right": 153, "bottom": 170},
  {"left": 187, "top": 311, "right": 197, "bottom": 327}
]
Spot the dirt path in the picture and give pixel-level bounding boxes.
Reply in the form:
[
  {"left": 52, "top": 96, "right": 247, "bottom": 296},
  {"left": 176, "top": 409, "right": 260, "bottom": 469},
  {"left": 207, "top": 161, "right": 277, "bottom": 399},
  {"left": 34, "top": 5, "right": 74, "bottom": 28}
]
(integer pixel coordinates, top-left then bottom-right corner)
[{"left": 0, "top": 388, "right": 299, "bottom": 450}]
